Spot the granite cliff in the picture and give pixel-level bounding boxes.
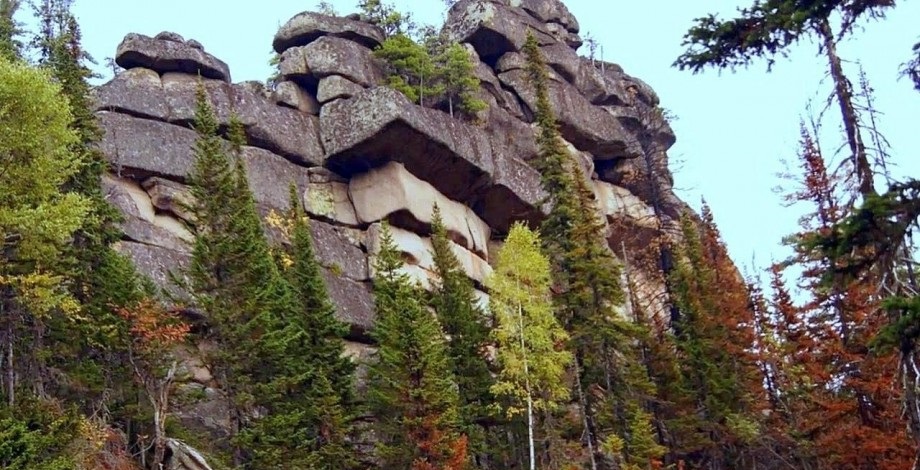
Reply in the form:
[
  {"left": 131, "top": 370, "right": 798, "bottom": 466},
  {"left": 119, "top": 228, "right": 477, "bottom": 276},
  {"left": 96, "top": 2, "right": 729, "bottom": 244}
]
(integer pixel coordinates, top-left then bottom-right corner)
[{"left": 92, "top": 0, "right": 688, "bottom": 459}]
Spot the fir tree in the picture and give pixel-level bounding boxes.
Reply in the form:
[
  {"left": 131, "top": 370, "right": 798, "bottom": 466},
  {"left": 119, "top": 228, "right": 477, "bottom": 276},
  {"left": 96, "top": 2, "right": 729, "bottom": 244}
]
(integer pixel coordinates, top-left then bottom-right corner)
[
  {"left": 368, "top": 223, "right": 468, "bottom": 470},
  {"left": 428, "top": 203, "right": 493, "bottom": 460},
  {"left": 487, "top": 223, "right": 572, "bottom": 470}
]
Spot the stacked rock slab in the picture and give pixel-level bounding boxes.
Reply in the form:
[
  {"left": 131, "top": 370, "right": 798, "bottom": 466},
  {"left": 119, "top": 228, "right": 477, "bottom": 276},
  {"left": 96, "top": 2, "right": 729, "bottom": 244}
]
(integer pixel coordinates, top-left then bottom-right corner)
[{"left": 93, "top": 0, "right": 689, "bottom": 452}]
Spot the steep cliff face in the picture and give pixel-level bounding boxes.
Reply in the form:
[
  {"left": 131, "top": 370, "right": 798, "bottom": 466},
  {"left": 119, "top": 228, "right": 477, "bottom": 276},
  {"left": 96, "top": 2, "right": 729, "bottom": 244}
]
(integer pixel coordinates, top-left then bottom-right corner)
[{"left": 92, "top": 0, "right": 685, "bottom": 444}]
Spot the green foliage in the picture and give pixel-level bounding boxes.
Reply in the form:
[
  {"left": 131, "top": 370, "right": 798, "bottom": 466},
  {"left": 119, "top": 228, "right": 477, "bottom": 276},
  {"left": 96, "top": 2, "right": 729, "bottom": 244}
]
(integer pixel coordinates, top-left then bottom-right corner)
[
  {"left": 428, "top": 204, "right": 493, "bottom": 455},
  {"left": 315, "top": 0, "right": 338, "bottom": 16},
  {"left": 523, "top": 30, "right": 660, "bottom": 466},
  {"left": 375, "top": 30, "right": 485, "bottom": 118},
  {"left": 357, "top": 0, "right": 414, "bottom": 37},
  {"left": 0, "top": 0, "right": 22, "bottom": 61},
  {"left": 487, "top": 223, "right": 572, "bottom": 417},
  {"left": 368, "top": 222, "right": 466, "bottom": 469},
  {"left": 0, "top": 399, "right": 80, "bottom": 470},
  {"left": 674, "top": 0, "right": 895, "bottom": 72},
  {"left": 187, "top": 83, "right": 363, "bottom": 468},
  {"left": 437, "top": 43, "right": 487, "bottom": 118},
  {"left": 375, "top": 33, "right": 443, "bottom": 106}
]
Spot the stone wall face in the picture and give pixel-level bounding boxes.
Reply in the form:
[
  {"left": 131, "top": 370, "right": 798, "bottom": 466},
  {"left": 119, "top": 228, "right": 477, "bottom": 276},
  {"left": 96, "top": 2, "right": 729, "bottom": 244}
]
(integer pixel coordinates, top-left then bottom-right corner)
[{"left": 93, "top": 0, "right": 686, "bottom": 447}]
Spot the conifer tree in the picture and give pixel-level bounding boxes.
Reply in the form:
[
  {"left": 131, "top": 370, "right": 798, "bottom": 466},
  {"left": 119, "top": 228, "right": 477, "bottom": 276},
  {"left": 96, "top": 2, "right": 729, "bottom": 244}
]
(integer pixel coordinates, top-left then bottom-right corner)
[
  {"left": 375, "top": 33, "right": 443, "bottom": 106},
  {"left": 273, "top": 186, "right": 359, "bottom": 469},
  {"left": 487, "top": 223, "right": 572, "bottom": 470},
  {"left": 0, "top": 0, "right": 21, "bottom": 61},
  {"left": 368, "top": 223, "right": 468, "bottom": 470},
  {"left": 428, "top": 203, "right": 493, "bottom": 459},
  {"left": 523, "top": 31, "right": 662, "bottom": 469},
  {"left": 436, "top": 43, "right": 486, "bottom": 119}
]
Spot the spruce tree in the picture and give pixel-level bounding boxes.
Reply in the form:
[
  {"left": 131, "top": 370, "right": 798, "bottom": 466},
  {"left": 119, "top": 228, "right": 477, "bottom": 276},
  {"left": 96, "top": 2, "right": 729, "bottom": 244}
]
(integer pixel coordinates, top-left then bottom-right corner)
[
  {"left": 522, "top": 31, "right": 663, "bottom": 469},
  {"left": 428, "top": 203, "right": 493, "bottom": 459},
  {"left": 368, "top": 223, "right": 468, "bottom": 470},
  {"left": 374, "top": 33, "right": 443, "bottom": 106},
  {"left": 435, "top": 43, "right": 486, "bottom": 119}
]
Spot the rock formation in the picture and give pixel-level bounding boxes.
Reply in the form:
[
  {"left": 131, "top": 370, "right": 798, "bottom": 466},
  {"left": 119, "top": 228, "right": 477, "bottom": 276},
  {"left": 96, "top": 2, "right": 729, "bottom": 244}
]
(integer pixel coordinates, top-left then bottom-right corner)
[{"left": 92, "top": 0, "right": 687, "bottom": 463}]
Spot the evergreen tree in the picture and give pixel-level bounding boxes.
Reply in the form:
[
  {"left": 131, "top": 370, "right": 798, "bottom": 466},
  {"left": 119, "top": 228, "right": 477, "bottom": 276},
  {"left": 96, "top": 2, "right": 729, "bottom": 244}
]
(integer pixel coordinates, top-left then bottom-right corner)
[
  {"left": 357, "top": 0, "right": 414, "bottom": 37},
  {"left": 428, "top": 203, "right": 493, "bottom": 460},
  {"left": 487, "top": 223, "right": 572, "bottom": 470},
  {"left": 675, "top": 0, "right": 897, "bottom": 198},
  {"left": 368, "top": 223, "right": 468, "bottom": 470},
  {"left": 0, "top": 0, "right": 21, "bottom": 61},
  {"left": 523, "top": 31, "right": 662, "bottom": 469},
  {"left": 375, "top": 33, "right": 443, "bottom": 106},
  {"left": 272, "top": 186, "right": 359, "bottom": 469},
  {"left": 435, "top": 43, "right": 486, "bottom": 119},
  {"left": 186, "top": 85, "right": 355, "bottom": 468},
  {"left": 905, "top": 40, "right": 920, "bottom": 91}
]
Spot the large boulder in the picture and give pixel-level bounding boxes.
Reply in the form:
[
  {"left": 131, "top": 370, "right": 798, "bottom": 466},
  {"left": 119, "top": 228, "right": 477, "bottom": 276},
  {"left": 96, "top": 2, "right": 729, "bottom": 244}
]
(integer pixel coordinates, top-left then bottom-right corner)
[
  {"left": 142, "top": 177, "right": 196, "bottom": 222},
  {"left": 321, "top": 87, "right": 494, "bottom": 202},
  {"left": 309, "top": 220, "right": 369, "bottom": 282},
  {"left": 98, "top": 111, "right": 198, "bottom": 181},
  {"left": 444, "top": 0, "right": 558, "bottom": 63},
  {"left": 322, "top": 270, "right": 375, "bottom": 340},
  {"left": 273, "top": 11, "right": 385, "bottom": 52},
  {"left": 115, "top": 33, "right": 230, "bottom": 82},
  {"left": 349, "top": 161, "right": 491, "bottom": 257},
  {"left": 271, "top": 80, "right": 320, "bottom": 115},
  {"left": 240, "top": 146, "right": 311, "bottom": 211},
  {"left": 498, "top": 68, "right": 642, "bottom": 158},
  {"left": 95, "top": 73, "right": 325, "bottom": 167},
  {"left": 517, "top": 0, "right": 579, "bottom": 32},
  {"left": 304, "top": 179, "right": 359, "bottom": 226},
  {"left": 316, "top": 75, "right": 365, "bottom": 104},
  {"left": 114, "top": 241, "right": 191, "bottom": 301},
  {"left": 279, "top": 36, "right": 383, "bottom": 89},
  {"left": 102, "top": 175, "right": 192, "bottom": 252}
]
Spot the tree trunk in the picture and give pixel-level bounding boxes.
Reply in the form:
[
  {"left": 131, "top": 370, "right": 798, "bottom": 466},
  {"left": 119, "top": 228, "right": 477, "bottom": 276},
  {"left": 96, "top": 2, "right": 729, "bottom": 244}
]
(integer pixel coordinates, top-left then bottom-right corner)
[
  {"left": 518, "top": 301, "right": 536, "bottom": 470},
  {"left": 574, "top": 355, "right": 600, "bottom": 470},
  {"left": 816, "top": 18, "right": 874, "bottom": 198}
]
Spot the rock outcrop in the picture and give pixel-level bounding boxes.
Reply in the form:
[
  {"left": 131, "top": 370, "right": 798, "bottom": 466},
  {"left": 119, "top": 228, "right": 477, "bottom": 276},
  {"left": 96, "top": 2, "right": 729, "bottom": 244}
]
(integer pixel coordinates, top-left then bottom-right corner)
[{"left": 93, "top": 0, "right": 687, "bottom": 444}]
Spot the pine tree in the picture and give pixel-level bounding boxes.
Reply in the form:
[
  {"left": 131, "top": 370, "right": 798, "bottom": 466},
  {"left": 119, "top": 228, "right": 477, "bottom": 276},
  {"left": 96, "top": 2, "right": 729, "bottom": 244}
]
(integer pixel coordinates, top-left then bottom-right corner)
[
  {"left": 368, "top": 222, "right": 467, "bottom": 470},
  {"left": 487, "top": 223, "right": 572, "bottom": 470},
  {"left": 428, "top": 203, "right": 493, "bottom": 460}
]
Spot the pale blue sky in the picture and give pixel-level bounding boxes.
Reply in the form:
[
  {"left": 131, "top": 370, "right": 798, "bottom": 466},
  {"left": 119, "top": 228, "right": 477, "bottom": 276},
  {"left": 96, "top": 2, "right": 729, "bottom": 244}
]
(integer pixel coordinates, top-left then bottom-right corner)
[{"left": 66, "top": 0, "right": 920, "bottom": 272}]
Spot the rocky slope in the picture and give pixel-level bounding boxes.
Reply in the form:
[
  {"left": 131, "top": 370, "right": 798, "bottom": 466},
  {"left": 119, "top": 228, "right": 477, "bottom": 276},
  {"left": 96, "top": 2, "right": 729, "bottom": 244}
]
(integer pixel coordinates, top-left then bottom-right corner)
[{"left": 92, "top": 0, "right": 686, "bottom": 453}]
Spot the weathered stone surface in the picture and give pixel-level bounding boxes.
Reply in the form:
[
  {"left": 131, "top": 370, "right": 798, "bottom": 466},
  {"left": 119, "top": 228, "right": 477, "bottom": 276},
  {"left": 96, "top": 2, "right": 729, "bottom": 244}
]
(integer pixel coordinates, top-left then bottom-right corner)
[
  {"left": 142, "top": 177, "right": 196, "bottom": 222},
  {"left": 516, "top": 0, "right": 579, "bottom": 32},
  {"left": 279, "top": 37, "right": 382, "bottom": 88},
  {"left": 499, "top": 68, "right": 642, "bottom": 157},
  {"left": 593, "top": 180, "right": 657, "bottom": 229},
  {"left": 241, "top": 146, "right": 311, "bottom": 211},
  {"left": 166, "top": 438, "right": 215, "bottom": 470},
  {"left": 93, "top": 68, "right": 169, "bottom": 119},
  {"left": 304, "top": 180, "right": 359, "bottom": 226},
  {"left": 116, "top": 33, "right": 230, "bottom": 82},
  {"left": 349, "top": 161, "right": 491, "bottom": 257},
  {"left": 98, "top": 111, "right": 197, "bottom": 180},
  {"left": 273, "top": 11, "right": 385, "bottom": 52},
  {"left": 310, "top": 219, "right": 369, "bottom": 281},
  {"left": 102, "top": 174, "right": 193, "bottom": 251},
  {"left": 96, "top": 73, "right": 325, "bottom": 167},
  {"left": 114, "top": 241, "right": 191, "bottom": 301},
  {"left": 160, "top": 74, "right": 326, "bottom": 166},
  {"left": 573, "top": 57, "right": 631, "bottom": 107},
  {"left": 445, "top": 0, "right": 557, "bottom": 62},
  {"left": 316, "top": 74, "right": 365, "bottom": 103},
  {"left": 322, "top": 87, "right": 515, "bottom": 213},
  {"left": 322, "top": 269, "right": 375, "bottom": 339},
  {"left": 272, "top": 80, "right": 320, "bottom": 115},
  {"left": 483, "top": 137, "right": 547, "bottom": 231},
  {"left": 544, "top": 21, "right": 582, "bottom": 49}
]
